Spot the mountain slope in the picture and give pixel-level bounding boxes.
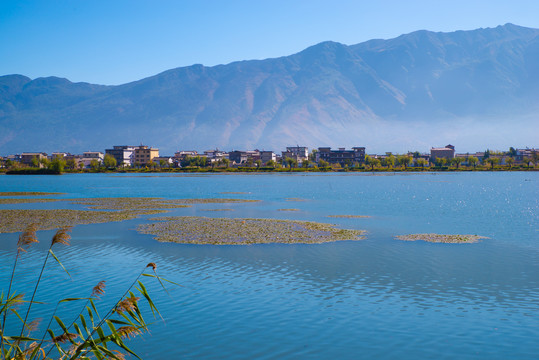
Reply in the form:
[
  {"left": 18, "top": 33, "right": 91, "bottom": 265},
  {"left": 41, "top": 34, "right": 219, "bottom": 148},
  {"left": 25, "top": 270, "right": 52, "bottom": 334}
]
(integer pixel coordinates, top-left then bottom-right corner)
[{"left": 1, "top": 23, "right": 538, "bottom": 154}]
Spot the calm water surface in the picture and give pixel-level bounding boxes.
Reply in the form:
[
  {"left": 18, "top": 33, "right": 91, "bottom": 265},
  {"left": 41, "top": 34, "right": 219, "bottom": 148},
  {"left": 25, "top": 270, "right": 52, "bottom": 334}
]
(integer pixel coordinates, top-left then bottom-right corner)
[{"left": 0, "top": 172, "right": 537, "bottom": 359}]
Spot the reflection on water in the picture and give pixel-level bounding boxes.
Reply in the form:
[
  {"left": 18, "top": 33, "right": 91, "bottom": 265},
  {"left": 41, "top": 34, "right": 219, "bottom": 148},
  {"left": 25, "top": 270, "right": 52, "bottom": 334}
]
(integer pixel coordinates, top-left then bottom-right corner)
[{"left": 0, "top": 172, "right": 538, "bottom": 359}]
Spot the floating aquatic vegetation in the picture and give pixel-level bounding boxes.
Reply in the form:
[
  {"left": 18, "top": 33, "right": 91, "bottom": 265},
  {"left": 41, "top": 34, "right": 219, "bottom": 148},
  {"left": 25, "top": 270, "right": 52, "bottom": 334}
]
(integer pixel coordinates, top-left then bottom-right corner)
[
  {"left": 166, "top": 198, "right": 260, "bottom": 204},
  {"left": 277, "top": 208, "right": 300, "bottom": 211},
  {"left": 327, "top": 215, "right": 371, "bottom": 218},
  {"left": 0, "top": 198, "right": 61, "bottom": 204},
  {"left": 200, "top": 209, "right": 235, "bottom": 212},
  {"left": 0, "top": 192, "right": 64, "bottom": 196},
  {"left": 285, "top": 198, "right": 308, "bottom": 201},
  {"left": 220, "top": 192, "right": 250, "bottom": 194},
  {"left": 0, "top": 209, "right": 165, "bottom": 234},
  {"left": 70, "top": 197, "right": 192, "bottom": 210},
  {"left": 395, "top": 233, "right": 488, "bottom": 244},
  {"left": 138, "top": 216, "right": 366, "bottom": 245}
]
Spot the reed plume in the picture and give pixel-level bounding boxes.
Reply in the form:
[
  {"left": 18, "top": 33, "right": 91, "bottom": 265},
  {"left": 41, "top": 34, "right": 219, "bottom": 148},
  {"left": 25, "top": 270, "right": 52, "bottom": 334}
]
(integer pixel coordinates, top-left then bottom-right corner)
[
  {"left": 51, "top": 333, "right": 78, "bottom": 344},
  {"left": 116, "top": 326, "right": 142, "bottom": 339},
  {"left": 18, "top": 227, "right": 72, "bottom": 345},
  {"left": 115, "top": 295, "right": 140, "bottom": 314},
  {"left": 91, "top": 281, "right": 106, "bottom": 299}
]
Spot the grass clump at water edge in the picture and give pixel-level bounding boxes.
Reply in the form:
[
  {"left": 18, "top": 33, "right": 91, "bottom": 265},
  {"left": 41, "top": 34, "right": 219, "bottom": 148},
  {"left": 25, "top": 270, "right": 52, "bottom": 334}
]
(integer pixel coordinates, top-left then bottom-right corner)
[
  {"left": 138, "top": 216, "right": 366, "bottom": 245},
  {"left": 395, "top": 233, "right": 488, "bottom": 243},
  {"left": 0, "top": 209, "right": 165, "bottom": 234}
]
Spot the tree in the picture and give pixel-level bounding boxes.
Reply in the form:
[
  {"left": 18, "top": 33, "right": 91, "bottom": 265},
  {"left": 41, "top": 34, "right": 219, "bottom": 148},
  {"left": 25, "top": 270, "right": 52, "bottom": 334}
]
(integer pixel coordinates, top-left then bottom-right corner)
[
  {"left": 435, "top": 157, "right": 447, "bottom": 167},
  {"left": 318, "top": 159, "right": 329, "bottom": 168},
  {"left": 309, "top": 149, "right": 318, "bottom": 162},
  {"left": 266, "top": 159, "right": 276, "bottom": 168},
  {"left": 48, "top": 158, "right": 66, "bottom": 173},
  {"left": 221, "top": 158, "right": 230, "bottom": 168},
  {"left": 364, "top": 155, "right": 375, "bottom": 170},
  {"left": 31, "top": 156, "right": 40, "bottom": 168},
  {"left": 284, "top": 157, "right": 296, "bottom": 170},
  {"left": 65, "top": 158, "right": 77, "bottom": 170},
  {"left": 396, "top": 155, "right": 412, "bottom": 169},
  {"left": 451, "top": 157, "right": 463, "bottom": 169},
  {"left": 302, "top": 159, "right": 310, "bottom": 168},
  {"left": 417, "top": 158, "right": 428, "bottom": 168},
  {"left": 486, "top": 157, "right": 500, "bottom": 169},
  {"left": 468, "top": 156, "right": 479, "bottom": 169},
  {"left": 90, "top": 159, "right": 100, "bottom": 170},
  {"left": 522, "top": 157, "right": 531, "bottom": 169},
  {"left": 255, "top": 159, "right": 262, "bottom": 168},
  {"left": 508, "top": 147, "right": 517, "bottom": 157},
  {"left": 103, "top": 154, "right": 117, "bottom": 169},
  {"left": 39, "top": 157, "right": 50, "bottom": 168},
  {"left": 159, "top": 159, "right": 167, "bottom": 169},
  {"left": 532, "top": 151, "right": 539, "bottom": 168},
  {"left": 386, "top": 154, "right": 395, "bottom": 169},
  {"left": 506, "top": 156, "right": 514, "bottom": 169}
]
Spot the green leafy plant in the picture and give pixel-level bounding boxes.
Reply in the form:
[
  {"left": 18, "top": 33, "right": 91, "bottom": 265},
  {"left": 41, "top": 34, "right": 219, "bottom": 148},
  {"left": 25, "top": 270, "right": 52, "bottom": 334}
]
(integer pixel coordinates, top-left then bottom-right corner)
[{"left": 1, "top": 224, "right": 175, "bottom": 359}]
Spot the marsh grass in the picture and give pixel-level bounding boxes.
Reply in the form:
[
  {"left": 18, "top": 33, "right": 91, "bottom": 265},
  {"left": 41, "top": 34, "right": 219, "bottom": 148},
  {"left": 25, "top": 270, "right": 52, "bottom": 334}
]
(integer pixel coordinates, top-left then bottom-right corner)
[
  {"left": 395, "top": 233, "right": 488, "bottom": 243},
  {"left": 327, "top": 215, "right": 371, "bottom": 218},
  {"left": 0, "top": 199, "right": 61, "bottom": 205},
  {"left": 69, "top": 198, "right": 192, "bottom": 210},
  {"left": 138, "top": 216, "right": 366, "bottom": 245},
  {"left": 0, "top": 225, "right": 175, "bottom": 359},
  {"left": 0, "top": 209, "right": 165, "bottom": 234},
  {"left": 0, "top": 193, "right": 64, "bottom": 197}
]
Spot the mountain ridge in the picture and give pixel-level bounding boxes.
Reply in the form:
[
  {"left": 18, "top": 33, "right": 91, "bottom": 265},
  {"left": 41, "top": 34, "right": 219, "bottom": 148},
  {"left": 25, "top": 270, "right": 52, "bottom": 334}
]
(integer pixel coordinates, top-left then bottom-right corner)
[{"left": 1, "top": 23, "right": 538, "bottom": 154}]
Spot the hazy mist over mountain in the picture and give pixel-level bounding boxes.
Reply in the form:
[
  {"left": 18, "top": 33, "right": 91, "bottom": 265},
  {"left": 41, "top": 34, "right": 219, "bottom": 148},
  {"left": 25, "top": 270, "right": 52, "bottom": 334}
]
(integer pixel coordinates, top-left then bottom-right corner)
[{"left": 1, "top": 23, "right": 538, "bottom": 155}]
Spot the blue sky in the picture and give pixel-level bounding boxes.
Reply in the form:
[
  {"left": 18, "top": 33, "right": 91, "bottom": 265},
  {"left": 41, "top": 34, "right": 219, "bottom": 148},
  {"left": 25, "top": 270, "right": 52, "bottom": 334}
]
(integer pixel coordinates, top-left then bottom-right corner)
[{"left": 1, "top": 0, "right": 538, "bottom": 85}]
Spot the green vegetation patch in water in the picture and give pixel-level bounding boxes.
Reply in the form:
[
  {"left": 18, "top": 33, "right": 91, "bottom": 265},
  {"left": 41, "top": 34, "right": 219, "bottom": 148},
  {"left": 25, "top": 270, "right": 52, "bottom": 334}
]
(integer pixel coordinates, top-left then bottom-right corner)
[
  {"left": 395, "top": 233, "right": 488, "bottom": 244},
  {"left": 277, "top": 208, "right": 300, "bottom": 211},
  {"left": 138, "top": 216, "right": 366, "bottom": 245},
  {"left": 0, "top": 198, "right": 61, "bottom": 204},
  {"left": 327, "top": 215, "right": 371, "bottom": 218},
  {"left": 71, "top": 197, "right": 192, "bottom": 210},
  {"left": 0, "top": 192, "right": 64, "bottom": 196},
  {"left": 220, "top": 192, "right": 250, "bottom": 194},
  {"left": 0, "top": 209, "right": 165, "bottom": 233},
  {"left": 285, "top": 198, "right": 308, "bottom": 202},
  {"left": 167, "top": 198, "right": 260, "bottom": 204}
]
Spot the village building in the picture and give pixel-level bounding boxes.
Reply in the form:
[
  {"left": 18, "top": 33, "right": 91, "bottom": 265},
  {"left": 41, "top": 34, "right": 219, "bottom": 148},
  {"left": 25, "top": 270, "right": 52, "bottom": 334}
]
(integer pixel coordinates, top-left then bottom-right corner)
[
  {"left": 105, "top": 146, "right": 136, "bottom": 167},
  {"left": 260, "top": 151, "right": 276, "bottom": 164},
  {"left": 430, "top": 145, "right": 455, "bottom": 162},
  {"left": 20, "top": 152, "right": 48, "bottom": 167},
  {"left": 282, "top": 146, "right": 309, "bottom": 164},
  {"left": 316, "top": 147, "right": 366, "bottom": 165},
  {"left": 134, "top": 145, "right": 159, "bottom": 166}
]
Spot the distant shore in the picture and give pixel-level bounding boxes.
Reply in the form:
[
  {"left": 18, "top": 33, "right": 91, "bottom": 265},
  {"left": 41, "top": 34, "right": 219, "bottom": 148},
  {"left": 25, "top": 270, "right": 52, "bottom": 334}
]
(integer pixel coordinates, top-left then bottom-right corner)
[{"left": 1, "top": 165, "right": 537, "bottom": 175}]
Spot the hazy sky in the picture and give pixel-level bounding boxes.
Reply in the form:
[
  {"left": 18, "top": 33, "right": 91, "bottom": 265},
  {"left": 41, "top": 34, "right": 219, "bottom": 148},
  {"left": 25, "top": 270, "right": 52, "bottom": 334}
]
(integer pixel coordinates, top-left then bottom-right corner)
[{"left": 2, "top": 0, "right": 539, "bottom": 85}]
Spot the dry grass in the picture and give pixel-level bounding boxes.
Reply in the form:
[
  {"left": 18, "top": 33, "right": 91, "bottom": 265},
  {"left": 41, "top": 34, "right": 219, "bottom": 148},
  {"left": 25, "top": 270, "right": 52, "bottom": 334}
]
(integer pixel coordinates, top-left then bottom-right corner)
[
  {"left": 395, "top": 233, "right": 488, "bottom": 243},
  {"left": 70, "top": 197, "right": 192, "bottom": 210},
  {"left": 138, "top": 216, "right": 366, "bottom": 245},
  {"left": 327, "top": 215, "right": 371, "bottom": 218},
  {"left": 166, "top": 198, "right": 260, "bottom": 204},
  {"left": 0, "top": 209, "right": 165, "bottom": 233},
  {"left": 0, "top": 192, "right": 64, "bottom": 196},
  {"left": 0, "top": 198, "right": 61, "bottom": 204}
]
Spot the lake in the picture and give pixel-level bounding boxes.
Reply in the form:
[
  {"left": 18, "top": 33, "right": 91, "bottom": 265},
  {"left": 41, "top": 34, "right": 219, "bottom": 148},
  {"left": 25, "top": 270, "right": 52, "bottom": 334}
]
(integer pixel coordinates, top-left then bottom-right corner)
[{"left": 0, "top": 172, "right": 538, "bottom": 359}]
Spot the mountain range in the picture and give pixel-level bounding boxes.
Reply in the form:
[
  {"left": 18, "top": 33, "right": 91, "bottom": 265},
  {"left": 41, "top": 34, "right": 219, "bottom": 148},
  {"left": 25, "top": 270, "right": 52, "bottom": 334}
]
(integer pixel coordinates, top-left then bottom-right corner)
[{"left": 1, "top": 23, "right": 538, "bottom": 155}]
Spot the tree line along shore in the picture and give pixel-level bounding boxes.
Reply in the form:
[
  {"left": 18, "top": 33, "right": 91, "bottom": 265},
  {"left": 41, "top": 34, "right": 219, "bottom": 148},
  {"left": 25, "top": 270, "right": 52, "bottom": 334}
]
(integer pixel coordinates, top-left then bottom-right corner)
[{"left": 1, "top": 146, "right": 537, "bottom": 174}]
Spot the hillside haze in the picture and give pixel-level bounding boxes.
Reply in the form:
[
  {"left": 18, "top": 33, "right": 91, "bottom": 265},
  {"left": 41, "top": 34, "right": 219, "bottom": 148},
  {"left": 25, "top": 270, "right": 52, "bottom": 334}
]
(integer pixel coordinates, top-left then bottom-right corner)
[{"left": 1, "top": 23, "right": 538, "bottom": 155}]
